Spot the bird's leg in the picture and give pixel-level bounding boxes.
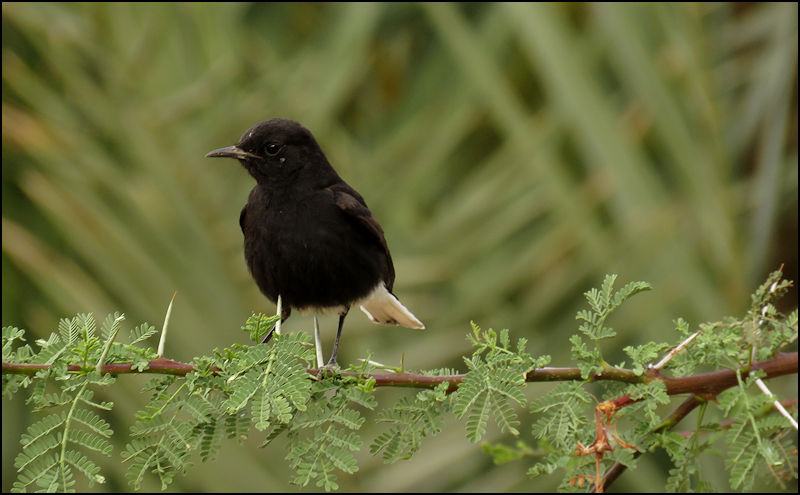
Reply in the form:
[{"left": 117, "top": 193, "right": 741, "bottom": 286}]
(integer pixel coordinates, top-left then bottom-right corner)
[
  {"left": 313, "top": 313, "right": 324, "bottom": 368},
  {"left": 260, "top": 303, "right": 291, "bottom": 344},
  {"left": 326, "top": 307, "right": 350, "bottom": 367},
  {"left": 275, "top": 295, "right": 283, "bottom": 336}
]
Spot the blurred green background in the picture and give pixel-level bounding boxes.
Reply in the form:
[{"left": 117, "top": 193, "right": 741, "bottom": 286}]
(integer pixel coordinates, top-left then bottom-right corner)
[{"left": 2, "top": 2, "right": 797, "bottom": 492}]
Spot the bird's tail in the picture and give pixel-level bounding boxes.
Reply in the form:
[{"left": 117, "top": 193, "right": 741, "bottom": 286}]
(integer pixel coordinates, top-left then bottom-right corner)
[{"left": 359, "top": 284, "right": 425, "bottom": 329}]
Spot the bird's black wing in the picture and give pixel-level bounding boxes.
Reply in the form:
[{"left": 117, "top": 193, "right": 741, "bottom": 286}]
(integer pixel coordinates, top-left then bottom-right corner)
[
  {"left": 328, "top": 183, "right": 396, "bottom": 290},
  {"left": 239, "top": 204, "right": 248, "bottom": 233}
]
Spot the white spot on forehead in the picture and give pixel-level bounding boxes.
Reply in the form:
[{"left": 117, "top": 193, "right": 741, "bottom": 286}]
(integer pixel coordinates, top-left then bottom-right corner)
[{"left": 247, "top": 131, "right": 254, "bottom": 139}]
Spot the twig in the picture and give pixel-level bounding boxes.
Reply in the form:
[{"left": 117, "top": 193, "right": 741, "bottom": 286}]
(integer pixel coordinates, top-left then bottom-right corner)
[{"left": 589, "top": 396, "right": 704, "bottom": 492}]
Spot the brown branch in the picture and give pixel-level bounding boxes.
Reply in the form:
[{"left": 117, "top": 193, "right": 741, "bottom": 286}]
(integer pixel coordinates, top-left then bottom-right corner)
[
  {"left": 589, "top": 395, "right": 705, "bottom": 493},
  {"left": 593, "top": 395, "right": 800, "bottom": 492},
  {"left": 3, "top": 351, "right": 796, "bottom": 493},
  {"left": 2, "top": 357, "right": 196, "bottom": 376},
  {"left": 656, "top": 352, "right": 798, "bottom": 397},
  {"left": 3, "top": 352, "right": 796, "bottom": 397}
]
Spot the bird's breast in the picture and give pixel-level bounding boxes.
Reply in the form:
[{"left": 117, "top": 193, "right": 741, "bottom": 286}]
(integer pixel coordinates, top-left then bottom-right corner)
[{"left": 241, "top": 192, "right": 387, "bottom": 310}]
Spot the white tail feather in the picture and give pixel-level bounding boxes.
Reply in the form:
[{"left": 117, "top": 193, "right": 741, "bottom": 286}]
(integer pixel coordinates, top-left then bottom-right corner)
[{"left": 359, "top": 284, "right": 424, "bottom": 329}]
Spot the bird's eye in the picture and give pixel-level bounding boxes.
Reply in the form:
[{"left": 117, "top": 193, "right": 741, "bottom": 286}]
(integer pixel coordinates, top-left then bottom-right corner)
[{"left": 265, "top": 144, "right": 281, "bottom": 156}]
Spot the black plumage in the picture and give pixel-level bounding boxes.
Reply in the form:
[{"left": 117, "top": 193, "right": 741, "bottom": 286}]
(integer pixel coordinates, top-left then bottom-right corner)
[{"left": 206, "top": 118, "right": 423, "bottom": 366}]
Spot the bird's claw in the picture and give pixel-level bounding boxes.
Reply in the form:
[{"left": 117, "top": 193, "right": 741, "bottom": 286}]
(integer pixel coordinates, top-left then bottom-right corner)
[{"left": 315, "top": 362, "right": 340, "bottom": 380}]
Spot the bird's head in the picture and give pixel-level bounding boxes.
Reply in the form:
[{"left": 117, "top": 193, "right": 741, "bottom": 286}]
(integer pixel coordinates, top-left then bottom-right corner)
[{"left": 206, "top": 118, "right": 328, "bottom": 184}]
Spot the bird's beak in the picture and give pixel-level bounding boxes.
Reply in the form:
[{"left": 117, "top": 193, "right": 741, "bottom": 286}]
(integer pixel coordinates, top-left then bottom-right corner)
[{"left": 205, "top": 145, "right": 261, "bottom": 160}]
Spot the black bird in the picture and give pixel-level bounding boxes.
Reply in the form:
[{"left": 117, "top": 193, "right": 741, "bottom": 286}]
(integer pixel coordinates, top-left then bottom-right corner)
[{"left": 206, "top": 118, "right": 424, "bottom": 366}]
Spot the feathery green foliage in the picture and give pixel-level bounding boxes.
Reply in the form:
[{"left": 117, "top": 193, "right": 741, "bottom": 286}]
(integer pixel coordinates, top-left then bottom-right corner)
[
  {"left": 370, "top": 381, "right": 450, "bottom": 462},
  {"left": 283, "top": 378, "right": 376, "bottom": 491},
  {"left": 121, "top": 376, "right": 196, "bottom": 490},
  {"left": 241, "top": 314, "right": 281, "bottom": 343},
  {"left": 453, "top": 323, "right": 548, "bottom": 442},
  {"left": 718, "top": 373, "right": 797, "bottom": 491},
  {"left": 7, "top": 313, "right": 124, "bottom": 492},
  {"left": 572, "top": 275, "right": 652, "bottom": 378},
  {"left": 3, "top": 274, "right": 797, "bottom": 492},
  {"left": 123, "top": 315, "right": 316, "bottom": 490},
  {"left": 530, "top": 382, "right": 593, "bottom": 450}
]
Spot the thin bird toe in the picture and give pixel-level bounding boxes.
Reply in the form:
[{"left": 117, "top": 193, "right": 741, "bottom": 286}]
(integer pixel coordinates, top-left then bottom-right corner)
[{"left": 315, "top": 363, "right": 340, "bottom": 380}]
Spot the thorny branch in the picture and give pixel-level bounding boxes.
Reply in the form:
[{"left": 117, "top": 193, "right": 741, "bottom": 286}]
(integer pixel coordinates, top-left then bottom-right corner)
[{"left": 3, "top": 352, "right": 796, "bottom": 394}]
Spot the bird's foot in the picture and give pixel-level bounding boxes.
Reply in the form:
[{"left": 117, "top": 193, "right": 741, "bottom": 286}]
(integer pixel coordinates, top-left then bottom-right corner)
[{"left": 315, "top": 361, "right": 340, "bottom": 380}]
